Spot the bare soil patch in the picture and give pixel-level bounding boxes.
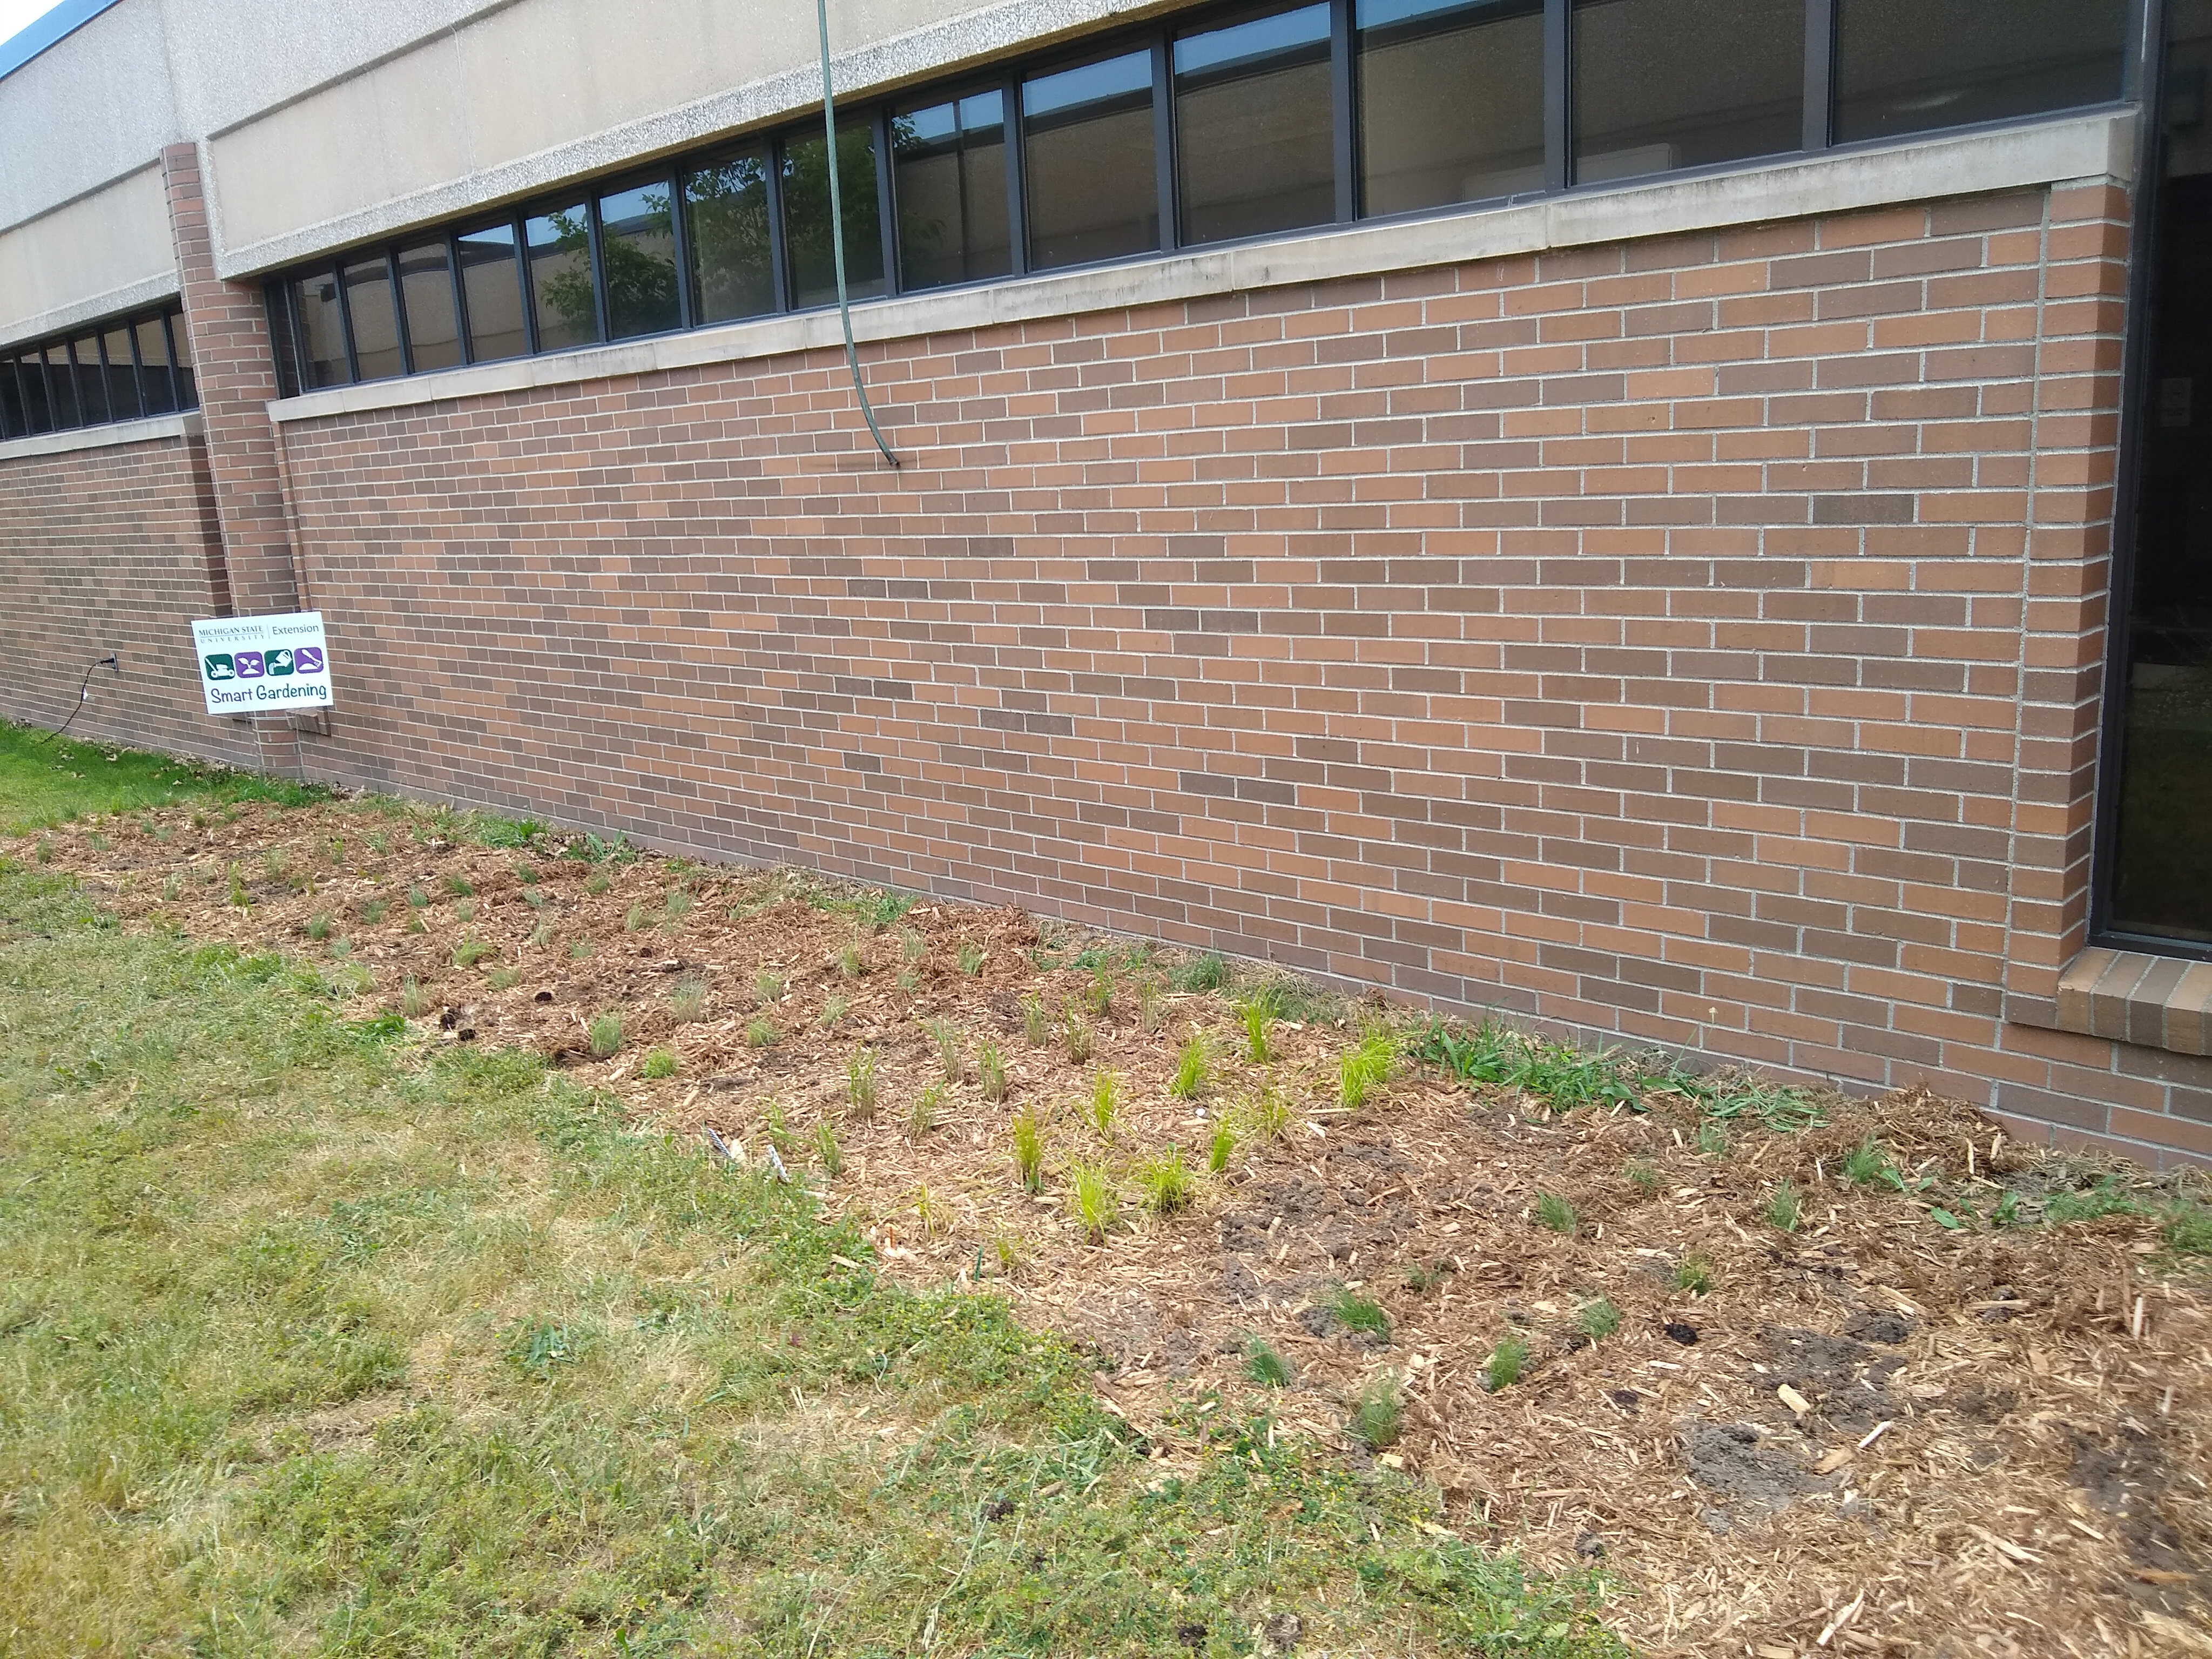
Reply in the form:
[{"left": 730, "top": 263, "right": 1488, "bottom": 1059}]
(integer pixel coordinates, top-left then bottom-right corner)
[{"left": 21, "top": 797, "right": 2212, "bottom": 1657}]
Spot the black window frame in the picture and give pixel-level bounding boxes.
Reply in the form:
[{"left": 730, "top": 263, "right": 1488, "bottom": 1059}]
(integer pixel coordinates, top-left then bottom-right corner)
[
  {"left": 0, "top": 301, "right": 198, "bottom": 441},
  {"left": 252, "top": 0, "right": 2140, "bottom": 396}
]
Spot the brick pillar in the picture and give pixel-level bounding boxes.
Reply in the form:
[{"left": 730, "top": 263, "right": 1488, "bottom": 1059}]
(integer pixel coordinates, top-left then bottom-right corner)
[{"left": 160, "top": 140, "right": 304, "bottom": 777}]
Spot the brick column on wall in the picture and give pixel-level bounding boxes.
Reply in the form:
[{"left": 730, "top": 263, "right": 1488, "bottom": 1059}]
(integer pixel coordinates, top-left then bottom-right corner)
[{"left": 160, "top": 139, "right": 305, "bottom": 778}]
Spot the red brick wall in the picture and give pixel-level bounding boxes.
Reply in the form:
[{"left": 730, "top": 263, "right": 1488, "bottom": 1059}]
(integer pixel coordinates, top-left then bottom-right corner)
[
  {"left": 0, "top": 432, "right": 259, "bottom": 768},
  {"left": 55, "top": 170, "right": 2207, "bottom": 1166}
]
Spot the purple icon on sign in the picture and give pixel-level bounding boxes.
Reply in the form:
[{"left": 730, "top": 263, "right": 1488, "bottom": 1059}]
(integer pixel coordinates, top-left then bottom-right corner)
[
  {"left": 294, "top": 646, "right": 325, "bottom": 674},
  {"left": 234, "top": 651, "right": 265, "bottom": 679}
]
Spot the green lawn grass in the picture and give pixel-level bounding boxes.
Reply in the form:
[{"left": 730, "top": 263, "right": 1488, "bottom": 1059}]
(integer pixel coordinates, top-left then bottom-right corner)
[
  {"left": 0, "top": 719, "right": 321, "bottom": 835},
  {"left": 0, "top": 744, "right": 1625, "bottom": 1655}
]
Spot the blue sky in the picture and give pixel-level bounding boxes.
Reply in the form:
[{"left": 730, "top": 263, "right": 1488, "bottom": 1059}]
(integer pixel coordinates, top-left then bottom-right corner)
[{"left": 0, "top": 0, "right": 64, "bottom": 44}]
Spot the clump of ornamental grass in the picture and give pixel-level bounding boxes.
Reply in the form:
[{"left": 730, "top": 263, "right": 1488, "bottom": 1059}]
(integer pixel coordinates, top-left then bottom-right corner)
[
  {"left": 400, "top": 977, "right": 428, "bottom": 1019},
  {"left": 670, "top": 979, "right": 707, "bottom": 1022},
  {"left": 1236, "top": 987, "right": 1279, "bottom": 1064},
  {"left": 1011, "top": 1106, "right": 1043, "bottom": 1193},
  {"left": 1208, "top": 1122, "right": 1237, "bottom": 1175},
  {"left": 639, "top": 1047, "right": 678, "bottom": 1081},
  {"left": 908, "top": 1081, "right": 946, "bottom": 1142},
  {"left": 1175, "top": 954, "right": 1226, "bottom": 993},
  {"left": 1330, "top": 1290, "right": 1390, "bottom": 1343},
  {"left": 925, "top": 1018, "right": 963, "bottom": 1083},
  {"left": 1483, "top": 1334, "right": 1531, "bottom": 1392},
  {"left": 746, "top": 1017, "right": 778, "bottom": 1049},
  {"left": 1576, "top": 1298, "right": 1622, "bottom": 1341},
  {"left": 1137, "top": 1147, "right": 1195, "bottom": 1216},
  {"left": 1353, "top": 1373, "right": 1404, "bottom": 1449},
  {"left": 1533, "top": 1191, "right": 1579, "bottom": 1236},
  {"left": 1764, "top": 1179, "right": 1804, "bottom": 1233},
  {"left": 1624, "top": 1157, "right": 1660, "bottom": 1198},
  {"left": 1169, "top": 1033, "right": 1211, "bottom": 1101},
  {"left": 1087, "top": 1071, "right": 1121, "bottom": 1138},
  {"left": 1062, "top": 1004, "right": 1095, "bottom": 1064},
  {"left": 813, "top": 1120, "right": 843, "bottom": 1178},
  {"left": 977, "top": 1040, "right": 1008, "bottom": 1104},
  {"left": 846, "top": 1047, "right": 879, "bottom": 1121},
  {"left": 1676, "top": 1254, "right": 1716, "bottom": 1297},
  {"left": 957, "top": 941, "right": 986, "bottom": 976},
  {"left": 588, "top": 1010, "right": 624, "bottom": 1058},
  {"left": 1021, "top": 994, "right": 1050, "bottom": 1046},
  {"left": 756, "top": 969, "right": 786, "bottom": 1006},
  {"left": 1070, "top": 1163, "right": 1119, "bottom": 1244},
  {"left": 1245, "top": 1337, "right": 1293, "bottom": 1388},
  {"left": 1338, "top": 1026, "right": 1396, "bottom": 1110}
]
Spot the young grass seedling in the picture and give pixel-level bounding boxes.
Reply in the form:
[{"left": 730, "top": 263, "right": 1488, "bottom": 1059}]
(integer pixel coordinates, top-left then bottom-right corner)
[
  {"left": 846, "top": 1047, "right": 879, "bottom": 1121},
  {"left": 486, "top": 966, "right": 518, "bottom": 992},
  {"left": 454, "top": 938, "right": 494, "bottom": 968},
  {"left": 1675, "top": 1254, "right": 1716, "bottom": 1297},
  {"left": 1085, "top": 963, "right": 1114, "bottom": 1017},
  {"left": 662, "top": 889, "right": 693, "bottom": 928},
  {"left": 900, "top": 928, "right": 927, "bottom": 963},
  {"left": 1402, "top": 1259, "right": 1456, "bottom": 1294},
  {"left": 1062, "top": 1004, "right": 1096, "bottom": 1064},
  {"left": 1070, "top": 1163, "right": 1119, "bottom": 1244},
  {"left": 306, "top": 911, "right": 331, "bottom": 941},
  {"left": 584, "top": 869, "right": 612, "bottom": 896},
  {"left": 957, "top": 941, "right": 986, "bottom": 977},
  {"left": 1576, "top": 1298, "right": 1622, "bottom": 1341},
  {"left": 1763, "top": 1179, "right": 1804, "bottom": 1233},
  {"left": 569, "top": 939, "right": 594, "bottom": 960},
  {"left": 640, "top": 1047, "right": 679, "bottom": 1081},
  {"left": 1230, "top": 995, "right": 1283, "bottom": 1070},
  {"left": 1208, "top": 1121, "right": 1237, "bottom": 1175},
  {"left": 1246, "top": 1084, "right": 1294, "bottom": 1145},
  {"left": 528, "top": 920, "right": 556, "bottom": 949},
  {"left": 446, "top": 873, "right": 473, "bottom": 898},
  {"left": 400, "top": 976, "right": 428, "bottom": 1019},
  {"left": 360, "top": 898, "right": 388, "bottom": 925},
  {"left": 925, "top": 1018, "right": 963, "bottom": 1083},
  {"left": 624, "top": 902, "right": 647, "bottom": 932},
  {"left": 1137, "top": 1146, "right": 1195, "bottom": 1216},
  {"left": 1843, "top": 1135, "right": 1890, "bottom": 1187},
  {"left": 1137, "top": 978, "right": 1164, "bottom": 1035},
  {"left": 746, "top": 1017, "right": 778, "bottom": 1049},
  {"left": 1696, "top": 1118, "right": 1730, "bottom": 1159},
  {"left": 588, "top": 1010, "right": 625, "bottom": 1058},
  {"left": 1087, "top": 1070, "right": 1121, "bottom": 1138},
  {"left": 1330, "top": 1289, "right": 1390, "bottom": 1343},
  {"left": 1483, "top": 1335, "right": 1531, "bottom": 1392},
  {"left": 1011, "top": 1105, "right": 1043, "bottom": 1193},
  {"left": 813, "top": 1118, "right": 844, "bottom": 1178},
  {"left": 1354, "top": 1372, "right": 1404, "bottom": 1449},
  {"left": 977, "top": 1040, "right": 1008, "bottom": 1104},
  {"left": 1020, "top": 994, "right": 1050, "bottom": 1047},
  {"left": 1245, "top": 1336, "right": 1293, "bottom": 1388},
  {"left": 1624, "top": 1157, "right": 1661, "bottom": 1198},
  {"left": 1533, "top": 1191, "right": 1579, "bottom": 1236},
  {"left": 1338, "top": 1027, "right": 1396, "bottom": 1110},
  {"left": 909, "top": 1081, "right": 946, "bottom": 1142},
  {"left": 755, "top": 969, "right": 785, "bottom": 1005},
  {"left": 1169, "top": 1033, "right": 1211, "bottom": 1101},
  {"left": 670, "top": 979, "right": 707, "bottom": 1022}
]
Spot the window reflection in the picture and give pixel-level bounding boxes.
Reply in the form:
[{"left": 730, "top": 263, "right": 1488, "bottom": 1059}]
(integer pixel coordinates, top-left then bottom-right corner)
[
  {"left": 686, "top": 148, "right": 778, "bottom": 323},
  {"left": 457, "top": 224, "right": 528, "bottom": 363},
  {"left": 399, "top": 240, "right": 462, "bottom": 372},
  {"left": 1175, "top": 2, "right": 1334, "bottom": 245},
  {"left": 70, "top": 336, "right": 109, "bottom": 426},
  {"left": 894, "top": 90, "right": 1012, "bottom": 291},
  {"left": 598, "top": 178, "right": 682, "bottom": 338},
  {"left": 1358, "top": 0, "right": 1543, "bottom": 214},
  {"left": 526, "top": 205, "right": 599, "bottom": 350},
  {"left": 1835, "top": 0, "right": 2129, "bottom": 145},
  {"left": 783, "top": 123, "right": 885, "bottom": 309},
  {"left": 0, "top": 361, "right": 25, "bottom": 439},
  {"left": 44, "top": 345, "right": 79, "bottom": 428},
  {"left": 1573, "top": 0, "right": 1802, "bottom": 184},
  {"left": 1023, "top": 49, "right": 1158, "bottom": 269},
  {"left": 135, "top": 314, "right": 179, "bottom": 412},
  {"left": 101, "top": 325, "right": 140, "bottom": 421},
  {"left": 341, "top": 256, "right": 403, "bottom": 381}
]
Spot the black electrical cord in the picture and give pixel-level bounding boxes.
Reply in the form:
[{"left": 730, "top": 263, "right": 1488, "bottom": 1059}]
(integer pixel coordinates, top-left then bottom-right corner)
[{"left": 31, "top": 655, "right": 119, "bottom": 747}]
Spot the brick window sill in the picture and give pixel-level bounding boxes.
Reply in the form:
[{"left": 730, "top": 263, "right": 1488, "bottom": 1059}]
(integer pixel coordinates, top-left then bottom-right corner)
[{"left": 2048, "top": 947, "right": 2212, "bottom": 1056}]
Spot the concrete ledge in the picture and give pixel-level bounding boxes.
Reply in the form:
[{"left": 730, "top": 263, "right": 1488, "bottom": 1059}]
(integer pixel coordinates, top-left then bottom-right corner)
[
  {"left": 0, "top": 409, "right": 201, "bottom": 461},
  {"left": 271, "top": 107, "right": 2133, "bottom": 428},
  {"left": 2052, "top": 947, "right": 2212, "bottom": 1056}
]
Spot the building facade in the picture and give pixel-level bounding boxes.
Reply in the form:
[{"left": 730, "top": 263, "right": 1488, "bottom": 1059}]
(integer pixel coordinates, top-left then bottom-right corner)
[{"left": 3, "top": 0, "right": 2209, "bottom": 1167}]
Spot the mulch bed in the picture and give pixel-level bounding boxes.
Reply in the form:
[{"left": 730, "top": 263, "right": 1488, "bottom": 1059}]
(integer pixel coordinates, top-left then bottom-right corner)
[{"left": 16, "top": 795, "right": 2211, "bottom": 1658}]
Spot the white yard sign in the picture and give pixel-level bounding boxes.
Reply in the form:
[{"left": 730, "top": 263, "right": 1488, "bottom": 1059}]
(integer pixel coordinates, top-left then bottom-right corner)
[{"left": 190, "top": 612, "right": 336, "bottom": 715}]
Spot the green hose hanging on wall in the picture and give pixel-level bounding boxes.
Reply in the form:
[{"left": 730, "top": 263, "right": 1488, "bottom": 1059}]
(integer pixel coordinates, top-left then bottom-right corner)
[{"left": 815, "top": 0, "right": 901, "bottom": 469}]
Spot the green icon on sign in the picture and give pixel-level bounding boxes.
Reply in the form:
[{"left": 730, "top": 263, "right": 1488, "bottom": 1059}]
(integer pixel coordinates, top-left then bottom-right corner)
[
  {"left": 268, "top": 648, "right": 296, "bottom": 677},
  {"left": 204, "top": 653, "right": 235, "bottom": 681}
]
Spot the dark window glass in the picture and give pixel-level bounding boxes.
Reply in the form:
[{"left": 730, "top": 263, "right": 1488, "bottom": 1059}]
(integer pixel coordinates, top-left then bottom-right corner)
[
  {"left": 1023, "top": 49, "right": 1159, "bottom": 269},
  {"left": 525, "top": 204, "right": 599, "bottom": 350},
  {"left": 398, "top": 239, "right": 462, "bottom": 372},
  {"left": 783, "top": 122, "right": 885, "bottom": 309},
  {"left": 1835, "top": 0, "right": 2130, "bottom": 145},
  {"left": 44, "top": 345, "right": 79, "bottom": 428},
  {"left": 685, "top": 148, "right": 777, "bottom": 324},
  {"left": 101, "top": 324, "right": 141, "bottom": 420},
  {"left": 21, "top": 356, "right": 54, "bottom": 433},
  {"left": 166, "top": 312, "right": 196, "bottom": 409},
  {"left": 2103, "top": 1, "right": 2212, "bottom": 944},
  {"left": 70, "top": 336, "right": 109, "bottom": 425},
  {"left": 267, "top": 284, "right": 301, "bottom": 399},
  {"left": 0, "top": 360, "right": 24, "bottom": 439},
  {"left": 291, "top": 273, "right": 348, "bottom": 390},
  {"left": 341, "top": 256, "right": 403, "bottom": 381},
  {"left": 894, "top": 90, "right": 1012, "bottom": 291},
  {"left": 135, "top": 314, "right": 179, "bottom": 413},
  {"left": 1572, "top": 0, "right": 1803, "bottom": 184},
  {"left": 456, "top": 224, "right": 528, "bottom": 362},
  {"left": 598, "top": 178, "right": 682, "bottom": 339},
  {"left": 1357, "top": 0, "right": 1544, "bottom": 214},
  {"left": 1175, "top": 2, "right": 1334, "bottom": 245}
]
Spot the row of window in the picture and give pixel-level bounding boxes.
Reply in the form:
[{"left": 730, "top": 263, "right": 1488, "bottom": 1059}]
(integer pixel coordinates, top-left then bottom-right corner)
[
  {"left": 268, "top": 0, "right": 2130, "bottom": 394},
  {"left": 0, "top": 305, "right": 197, "bottom": 441}
]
